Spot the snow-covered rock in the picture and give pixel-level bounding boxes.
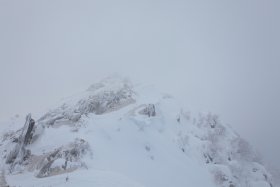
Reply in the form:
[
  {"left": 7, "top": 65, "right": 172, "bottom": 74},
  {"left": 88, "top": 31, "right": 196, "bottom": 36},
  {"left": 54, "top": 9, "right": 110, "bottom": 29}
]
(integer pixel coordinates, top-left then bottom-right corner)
[
  {"left": 0, "top": 77, "right": 277, "bottom": 187},
  {"left": 138, "top": 104, "right": 156, "bottom": 117},
  {"left": 38, "top": 77, "right": 135, "bottom": 127}
]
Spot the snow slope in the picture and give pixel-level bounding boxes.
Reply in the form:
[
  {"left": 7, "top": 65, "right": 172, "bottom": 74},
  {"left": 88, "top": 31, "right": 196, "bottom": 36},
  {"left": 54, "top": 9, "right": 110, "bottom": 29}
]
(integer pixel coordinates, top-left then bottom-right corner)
[{"left": 0, "top": 77, "right": 276, "bottom": 187}]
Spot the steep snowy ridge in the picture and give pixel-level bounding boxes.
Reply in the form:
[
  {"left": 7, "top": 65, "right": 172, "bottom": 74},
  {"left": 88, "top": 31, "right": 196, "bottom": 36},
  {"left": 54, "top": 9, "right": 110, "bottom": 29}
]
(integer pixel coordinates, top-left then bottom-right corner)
[{"left": 0, "top": 77, "right": 276, "bottom": 187}]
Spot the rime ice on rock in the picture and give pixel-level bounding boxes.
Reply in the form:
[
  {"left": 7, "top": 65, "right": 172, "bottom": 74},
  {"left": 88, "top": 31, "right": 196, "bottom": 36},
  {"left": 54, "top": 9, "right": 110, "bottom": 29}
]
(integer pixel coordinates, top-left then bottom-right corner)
[
  {"left": 139, "top": 104, "right": 156, "bottom": 117},
  {"left": 38, "top": 77, "right": 135, "bottom": 127},
  {"left": 36, "top": 139, "right": 91, "bottom": 178},
  {"left": 0, "top": 77, "right": 276, "bottom": 187},
  {"left": 4, "top": 114, "right": 91, "bottom": 176},
  {"left": 176, "top": 112, "right": 274, "bottom": 187},
  {"left": 6, "top": 114, "right": 35, "bottom": 172}
]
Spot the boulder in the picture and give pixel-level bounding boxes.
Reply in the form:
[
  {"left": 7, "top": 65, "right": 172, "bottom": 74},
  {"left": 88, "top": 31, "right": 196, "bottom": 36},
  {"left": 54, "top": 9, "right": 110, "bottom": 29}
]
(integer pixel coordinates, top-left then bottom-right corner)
[
  {"left": 139, "top": 104, "right": 156, "bottom": 117},
  {"left": 6, "top": 114, "right": 35, "bottom": 171}
]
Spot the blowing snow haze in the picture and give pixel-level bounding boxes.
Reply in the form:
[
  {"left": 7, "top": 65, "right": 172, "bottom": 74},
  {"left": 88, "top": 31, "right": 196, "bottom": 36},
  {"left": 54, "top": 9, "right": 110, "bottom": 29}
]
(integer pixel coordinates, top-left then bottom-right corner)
[{"left": 0, "top": 0, "right": 280, "bottom": 186}]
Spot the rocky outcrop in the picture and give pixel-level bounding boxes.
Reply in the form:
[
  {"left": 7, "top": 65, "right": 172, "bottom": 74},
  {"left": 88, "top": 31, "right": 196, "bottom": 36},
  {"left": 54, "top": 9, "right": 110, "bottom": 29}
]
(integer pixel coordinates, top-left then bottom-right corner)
[
  {"left": 4, "top": 117, "right": 90, "bottom": 176},
  {"left": 3, "top": 114, "right": 90, "bottom": 177},
  {"left": 139, "top": 104, "right": 156, "bottom": 117},
  {"left": 38, "top": 78, "right": 135, "bottom": 127},
  {"left": 6, "top": 114, "right": 35, "bottom": 171},
  {"left": 176, "top": 112, "right": 274, "bottom": 187},
  {"left": 36, "top": 139, "right": 90, "bottom": 178}
]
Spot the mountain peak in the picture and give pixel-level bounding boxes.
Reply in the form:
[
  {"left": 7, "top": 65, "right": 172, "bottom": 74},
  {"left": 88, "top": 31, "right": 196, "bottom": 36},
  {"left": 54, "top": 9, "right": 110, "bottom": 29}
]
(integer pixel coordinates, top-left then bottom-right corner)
[{"left": 0, "top": 78, "right": 276, "bottom": 187}]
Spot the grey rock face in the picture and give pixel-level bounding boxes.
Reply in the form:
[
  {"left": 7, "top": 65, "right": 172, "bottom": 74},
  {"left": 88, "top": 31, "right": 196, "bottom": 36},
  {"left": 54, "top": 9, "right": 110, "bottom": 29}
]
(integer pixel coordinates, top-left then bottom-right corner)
[
  {"left": 36, "top": 139, "right": 90, "bottom": 178},
  {"left": 24, "top": 118, "right": 35, "bottom": 145},
  {"left": 139, "top": 104, "right": 156, "bottom": 117},
  {"left": 6, "top": 114, "right": 35, "bottom": 169},
  {"left": 3, "top": 114, "right": 90, "bottom": 177},
  {"left": 38, "top": 78, "right": 135, "bottom": 127}
]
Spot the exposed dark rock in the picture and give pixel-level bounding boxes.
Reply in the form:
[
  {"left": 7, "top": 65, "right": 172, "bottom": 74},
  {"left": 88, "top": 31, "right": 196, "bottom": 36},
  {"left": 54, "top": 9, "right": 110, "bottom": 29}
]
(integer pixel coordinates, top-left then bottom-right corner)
[
  {"left": 177, "top": 116, "right": 181, "bottom": 123},
  {"left": 38, "top": 81, "right": 135, "bottom": 127},
  {"left": 36, "top": 139, "right": 90, "bottom": 178},
  {"left": 139, "top": 104, "right": 156, "bottom": 117},
  {"left": 204, "top": 153, "right": 213, "bottom": 164},
  {"left": 24, "top": 118, "right": 35, "bottom": 145},
  {"left": 5, "top": 114, "right": 35, "bottom": 170}
]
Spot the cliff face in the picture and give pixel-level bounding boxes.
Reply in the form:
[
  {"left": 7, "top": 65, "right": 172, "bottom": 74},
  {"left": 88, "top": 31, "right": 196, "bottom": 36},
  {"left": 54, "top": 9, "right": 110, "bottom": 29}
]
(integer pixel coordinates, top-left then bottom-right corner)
[{"left": 0, "top": 77, "right": 276, "bottom": 187}]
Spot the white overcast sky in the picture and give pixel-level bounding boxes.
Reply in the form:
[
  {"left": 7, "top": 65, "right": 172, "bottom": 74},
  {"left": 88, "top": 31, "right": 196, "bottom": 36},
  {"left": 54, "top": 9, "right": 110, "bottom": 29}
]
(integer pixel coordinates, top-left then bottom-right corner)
[{"left": 0, "top": 0, "right": 279, "bottom": 169}]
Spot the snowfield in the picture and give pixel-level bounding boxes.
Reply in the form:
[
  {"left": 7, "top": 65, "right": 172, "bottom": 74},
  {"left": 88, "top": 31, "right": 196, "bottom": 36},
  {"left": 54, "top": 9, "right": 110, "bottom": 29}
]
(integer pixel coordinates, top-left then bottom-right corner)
[{"left": 0, "top": 77, "right": 276, "bottom": 187}]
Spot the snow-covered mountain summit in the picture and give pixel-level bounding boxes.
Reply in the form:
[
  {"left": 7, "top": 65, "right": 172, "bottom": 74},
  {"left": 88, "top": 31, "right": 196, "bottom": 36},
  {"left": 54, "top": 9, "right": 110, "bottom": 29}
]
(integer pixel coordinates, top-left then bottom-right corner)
[{"left": 0, "top": 77, "right": 276, "bottom": 187}]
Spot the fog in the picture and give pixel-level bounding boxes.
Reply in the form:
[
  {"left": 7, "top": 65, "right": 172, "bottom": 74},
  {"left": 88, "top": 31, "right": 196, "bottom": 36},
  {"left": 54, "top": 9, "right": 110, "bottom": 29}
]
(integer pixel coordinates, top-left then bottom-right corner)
[{"left": 0, "top": 0, "right": 279, "bottom": 170}]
